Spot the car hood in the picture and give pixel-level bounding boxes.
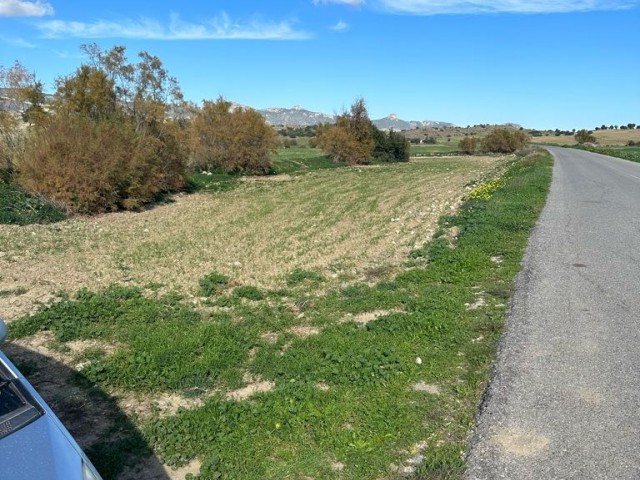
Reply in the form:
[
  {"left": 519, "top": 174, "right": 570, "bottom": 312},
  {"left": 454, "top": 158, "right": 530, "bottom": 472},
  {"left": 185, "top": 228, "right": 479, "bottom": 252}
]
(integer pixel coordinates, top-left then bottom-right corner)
[{"left": 0, "top": 411, "right": 83, "bottom": 480}]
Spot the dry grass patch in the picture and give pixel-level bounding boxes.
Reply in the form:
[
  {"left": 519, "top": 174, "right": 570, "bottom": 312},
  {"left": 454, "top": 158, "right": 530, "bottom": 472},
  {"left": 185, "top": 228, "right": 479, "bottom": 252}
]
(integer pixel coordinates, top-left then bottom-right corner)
[
  {"left": 533, "top": 128, "right": 640, "bottom": 146},
  {"left": 0, "top": 156, "right": 507, "bottom": 320}
]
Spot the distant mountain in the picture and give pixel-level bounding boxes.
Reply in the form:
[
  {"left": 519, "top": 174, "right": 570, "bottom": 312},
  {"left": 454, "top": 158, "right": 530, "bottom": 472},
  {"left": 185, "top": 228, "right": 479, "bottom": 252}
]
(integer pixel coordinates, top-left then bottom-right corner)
[
  {"left": 256, "top": 106, "right": 453, "bottom": 130},
  {"left": 372, "top": 114, "right": 454, "bottom": 131},
  {"left": 258, "top": 105, "right": 335, "bottom": 127}
]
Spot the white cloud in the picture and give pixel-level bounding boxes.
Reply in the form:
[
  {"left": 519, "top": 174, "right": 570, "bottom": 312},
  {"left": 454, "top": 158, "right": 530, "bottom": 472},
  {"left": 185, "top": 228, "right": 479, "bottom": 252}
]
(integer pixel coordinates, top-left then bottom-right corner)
[
  {"left": 374, "top": 0, "right": 638, "bottom": 14},
  {"left": 37, "top": 12, "right": 311, "bottom": 40},
  {"left": 313, "top": 0, "right": 364, "bottom": 5},
  {"left": 330, "top": 19, "right": 350, "bottom": 30},
  {"left": 0, "top": 0, "right": 53, "bottom": 16},
  {"left": 0, "top": 34, "right": 36, "bottom": 47}
]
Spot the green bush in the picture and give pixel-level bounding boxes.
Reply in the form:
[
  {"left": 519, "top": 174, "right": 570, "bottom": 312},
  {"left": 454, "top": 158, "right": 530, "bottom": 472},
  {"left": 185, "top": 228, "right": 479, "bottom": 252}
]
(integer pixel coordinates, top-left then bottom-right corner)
[{"left": 199, "top": 272, "right": 230, "bottom": 296}]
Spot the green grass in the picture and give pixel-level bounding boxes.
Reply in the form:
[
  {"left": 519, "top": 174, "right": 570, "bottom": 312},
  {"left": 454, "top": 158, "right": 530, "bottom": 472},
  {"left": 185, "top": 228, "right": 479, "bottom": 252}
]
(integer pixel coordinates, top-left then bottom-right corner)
[
  {"left": 271, "top": 146, "right": 344, "bottom": 174},
  {"left": 7, "top": 152, "right": 552, "bottom": 479},
  {"left": 0, "top": 181, "right": 66, "bottom": 225},
  {"left": 410, "top": 144, "right": 459, "bottom": 156},
  {"left": 572, "top": 145, "right": 640, "bottom": 163}
]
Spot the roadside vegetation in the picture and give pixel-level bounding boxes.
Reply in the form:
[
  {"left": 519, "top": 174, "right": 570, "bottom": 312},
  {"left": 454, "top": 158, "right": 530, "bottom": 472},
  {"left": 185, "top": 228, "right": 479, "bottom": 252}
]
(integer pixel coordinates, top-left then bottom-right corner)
[
  {"left": 4, "top": 148, "right": 552, "bottom": 479},
  {"left": 572, "top": 145, "right": 640, "bottom": 163}
]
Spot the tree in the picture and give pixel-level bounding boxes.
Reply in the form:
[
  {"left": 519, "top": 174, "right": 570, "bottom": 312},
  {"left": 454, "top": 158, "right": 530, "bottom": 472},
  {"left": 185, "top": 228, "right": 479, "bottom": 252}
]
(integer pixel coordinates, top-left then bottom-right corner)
[
  {"left": 574, "top": 129, "right": 596, "bottom": 144},
  {"left": 54, "top": 65, "right": 117, "bottom": 120},
  {"left": 80, "top": 44, "right": 185, "bottom": 132},
  {"left": 316, "top": 98, "right": 375, "bottom": 165},
  {"left": 0, "top": 60, "right": 40, "bottom": 177},
  {"left": 190, "top": 97, "right": 278, "bottom": 174}
]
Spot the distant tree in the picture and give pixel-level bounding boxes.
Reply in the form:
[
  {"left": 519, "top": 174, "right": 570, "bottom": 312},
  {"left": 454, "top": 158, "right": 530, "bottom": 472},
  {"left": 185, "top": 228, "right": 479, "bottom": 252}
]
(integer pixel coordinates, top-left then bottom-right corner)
[
  {"left": 0, "top": 60, "right": 41, "bottom": 177},
  {"left": 627, "top": 123, "right": 636, "bottom": 130},
  {"left": 574, "top": 129, "right": 596, "bottom": 144},
  {"left": 190, "top": 97, "right": 278, "bottom": 174},
  {"left": 459, "top": 136, "right": 478, "bottom": 154},
  {"left": 316, "top": 97, "right": 375, "bottom": 165},
  {"left": 481, "top": 128, "right": 530, "bottom": 153}
]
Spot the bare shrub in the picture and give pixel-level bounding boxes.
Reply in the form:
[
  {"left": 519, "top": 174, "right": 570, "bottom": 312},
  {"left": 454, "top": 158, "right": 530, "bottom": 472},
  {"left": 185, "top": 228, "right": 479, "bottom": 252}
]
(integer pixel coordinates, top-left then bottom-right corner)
[
  {"left": 574, "top": 129, "right": 596, "bottom": 144},
  {"left": 481, "top": 128, "right": 530, "bottom": 153},
  {"left": 18, "top": 114, "right": 185, "bottom": 213},
  {"left": 190, "top": 98, "right": 278, "bottom": 174},
  {"left": 459, "top": 136, "right": 478, "bottom": 154}
]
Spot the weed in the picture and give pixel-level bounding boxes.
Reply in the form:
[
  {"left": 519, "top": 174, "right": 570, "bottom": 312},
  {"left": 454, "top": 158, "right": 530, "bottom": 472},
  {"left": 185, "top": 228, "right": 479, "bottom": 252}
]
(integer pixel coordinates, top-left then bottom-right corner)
[
  {"left": 232, "top": 285, "right": 264, "bottom": 301},
  {"left": 286, "top": 268, "right": 326, "bottom": 286},
  {"left": 198, "top": 272, "right": 230, "bottom": 297},
  {"left": 0, "top": 182, "right": 66, "bottom": 225}
]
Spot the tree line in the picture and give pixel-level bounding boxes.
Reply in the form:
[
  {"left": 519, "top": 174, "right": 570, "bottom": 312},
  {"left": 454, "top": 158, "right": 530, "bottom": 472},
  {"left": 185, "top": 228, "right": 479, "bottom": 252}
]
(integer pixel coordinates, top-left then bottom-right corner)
[{"left": 1, "top": 46, "right": 413, "bottom": 216}]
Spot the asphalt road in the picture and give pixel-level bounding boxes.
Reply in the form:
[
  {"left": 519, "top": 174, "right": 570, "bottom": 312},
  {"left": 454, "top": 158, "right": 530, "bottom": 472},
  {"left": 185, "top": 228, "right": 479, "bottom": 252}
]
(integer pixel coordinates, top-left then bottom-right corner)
[{"left": 466, "top": 147, "right": 640, "bottom": 479}]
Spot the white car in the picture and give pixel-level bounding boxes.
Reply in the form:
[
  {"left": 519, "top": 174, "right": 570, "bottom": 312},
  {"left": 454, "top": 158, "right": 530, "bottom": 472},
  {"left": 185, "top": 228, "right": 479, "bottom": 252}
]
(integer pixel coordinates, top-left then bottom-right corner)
[{"left": 0, "top": 319, "right": 102, "bottom": 479}]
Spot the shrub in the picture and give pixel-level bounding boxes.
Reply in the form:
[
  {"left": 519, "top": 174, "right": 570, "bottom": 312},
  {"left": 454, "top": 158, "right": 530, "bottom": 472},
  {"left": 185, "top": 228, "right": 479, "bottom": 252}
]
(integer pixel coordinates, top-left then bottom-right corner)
[
  {"left": 190, "top": 98, "right": 278, "bottom": 175},
  {"left": 458, "top": 136, "right": 478, "bottom": 154},
  {"left": 372, "top": 128, "right": 410, "bottom": 162},
  {"left": 574, "top": 129, "right": 597, "bottom": 144},
  {"left": 316, "top": 98, "right": 375, "bottom": 165},
  {"left": 18, "top": 114, "right": 186, "bottom": 213},
  {"left": 316, "top": 123, "right": 370, "bottom": 165},
  {"left": 199, "top": 272, "right": 230, "bottom": 296},
  {"left": 481, "top": 129, "right": 530, "bottom": 153}
]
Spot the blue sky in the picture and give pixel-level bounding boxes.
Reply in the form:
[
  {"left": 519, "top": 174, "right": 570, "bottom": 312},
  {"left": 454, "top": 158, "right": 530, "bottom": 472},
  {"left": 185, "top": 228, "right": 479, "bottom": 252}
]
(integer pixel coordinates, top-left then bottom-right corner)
[{"left": 1, "top": 0, "right": 639, "bottom": 129}]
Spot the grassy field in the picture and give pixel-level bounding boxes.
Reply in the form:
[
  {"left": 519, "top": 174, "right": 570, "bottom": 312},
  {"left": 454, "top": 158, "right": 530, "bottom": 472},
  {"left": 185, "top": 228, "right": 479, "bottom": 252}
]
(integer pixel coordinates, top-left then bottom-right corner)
[
  {"left": 410, "top": 144, "right": 459, "bottom": 156},
  {"left": 573, "top": 145, "right": 640, "bottom": 163},
  {"left": 532, "top": 128, "right": 640, "bottom": 146},
  {"left": 0, "top": 150, "right": 552, "bottom": 479}
]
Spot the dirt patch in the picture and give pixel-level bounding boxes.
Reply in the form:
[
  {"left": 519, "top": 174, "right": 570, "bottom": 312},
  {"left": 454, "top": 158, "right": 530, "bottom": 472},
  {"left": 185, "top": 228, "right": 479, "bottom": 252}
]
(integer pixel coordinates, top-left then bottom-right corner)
[
  {"left": 119, "top": 457, "right": 202, "bottom": 480},
  {"left": 118, "top": 391, "right": 206, "bottom": 419},
  {"left": 260, "top": 331, "right": 279, "bottom": 343},
  {"left": 412, "top": 382, "right": 441, "bottom": 394},
  {"left": 493, "top": 429, "right": 549, "bottom": 456},
  {"left": 226, "top": 379, "right": 275, "bottom": 401},
  {"left": 288, "top": 325, "right": 320, "bottom": 337},
  {"left": 343, "top": 309, "right": 404, "bottom": 325}
]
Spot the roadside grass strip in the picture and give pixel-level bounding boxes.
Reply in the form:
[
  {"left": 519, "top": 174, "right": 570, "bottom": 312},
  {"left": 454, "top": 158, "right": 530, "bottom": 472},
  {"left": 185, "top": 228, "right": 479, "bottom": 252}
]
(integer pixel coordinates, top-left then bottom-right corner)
[
  {"left": 8, "top": 152, "right": 552, "bottom": 479},
  {"left": 572, "top": 145, "right": 640, "bottom": 163}
]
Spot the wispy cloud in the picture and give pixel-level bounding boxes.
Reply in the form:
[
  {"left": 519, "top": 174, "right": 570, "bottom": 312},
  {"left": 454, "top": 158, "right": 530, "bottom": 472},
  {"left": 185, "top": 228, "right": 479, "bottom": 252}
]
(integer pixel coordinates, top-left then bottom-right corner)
[
  {"left": 374, "top": 0, "right": 638, "bottom": 14},
  {"left": 330, "top": 19, "right": 350, "bottom": 31},
  {"left": 0, "top": 34, "right": 36, "bottom": 47},
  {"left": 37, "top": 12, "right": 311, "bottom": 40},
  {"left": 313, "top": 0, "right": 364, "bottom": 5},
  {"left": 0, "top": 0, "right": 53, "bottom": 16}
]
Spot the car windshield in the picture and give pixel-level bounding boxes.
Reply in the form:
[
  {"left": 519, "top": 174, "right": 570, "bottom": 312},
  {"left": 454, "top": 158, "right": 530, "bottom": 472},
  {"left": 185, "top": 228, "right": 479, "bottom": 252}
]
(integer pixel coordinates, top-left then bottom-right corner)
[{"left": 0, "top": 360, "right": 43, "bottom": 439}]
